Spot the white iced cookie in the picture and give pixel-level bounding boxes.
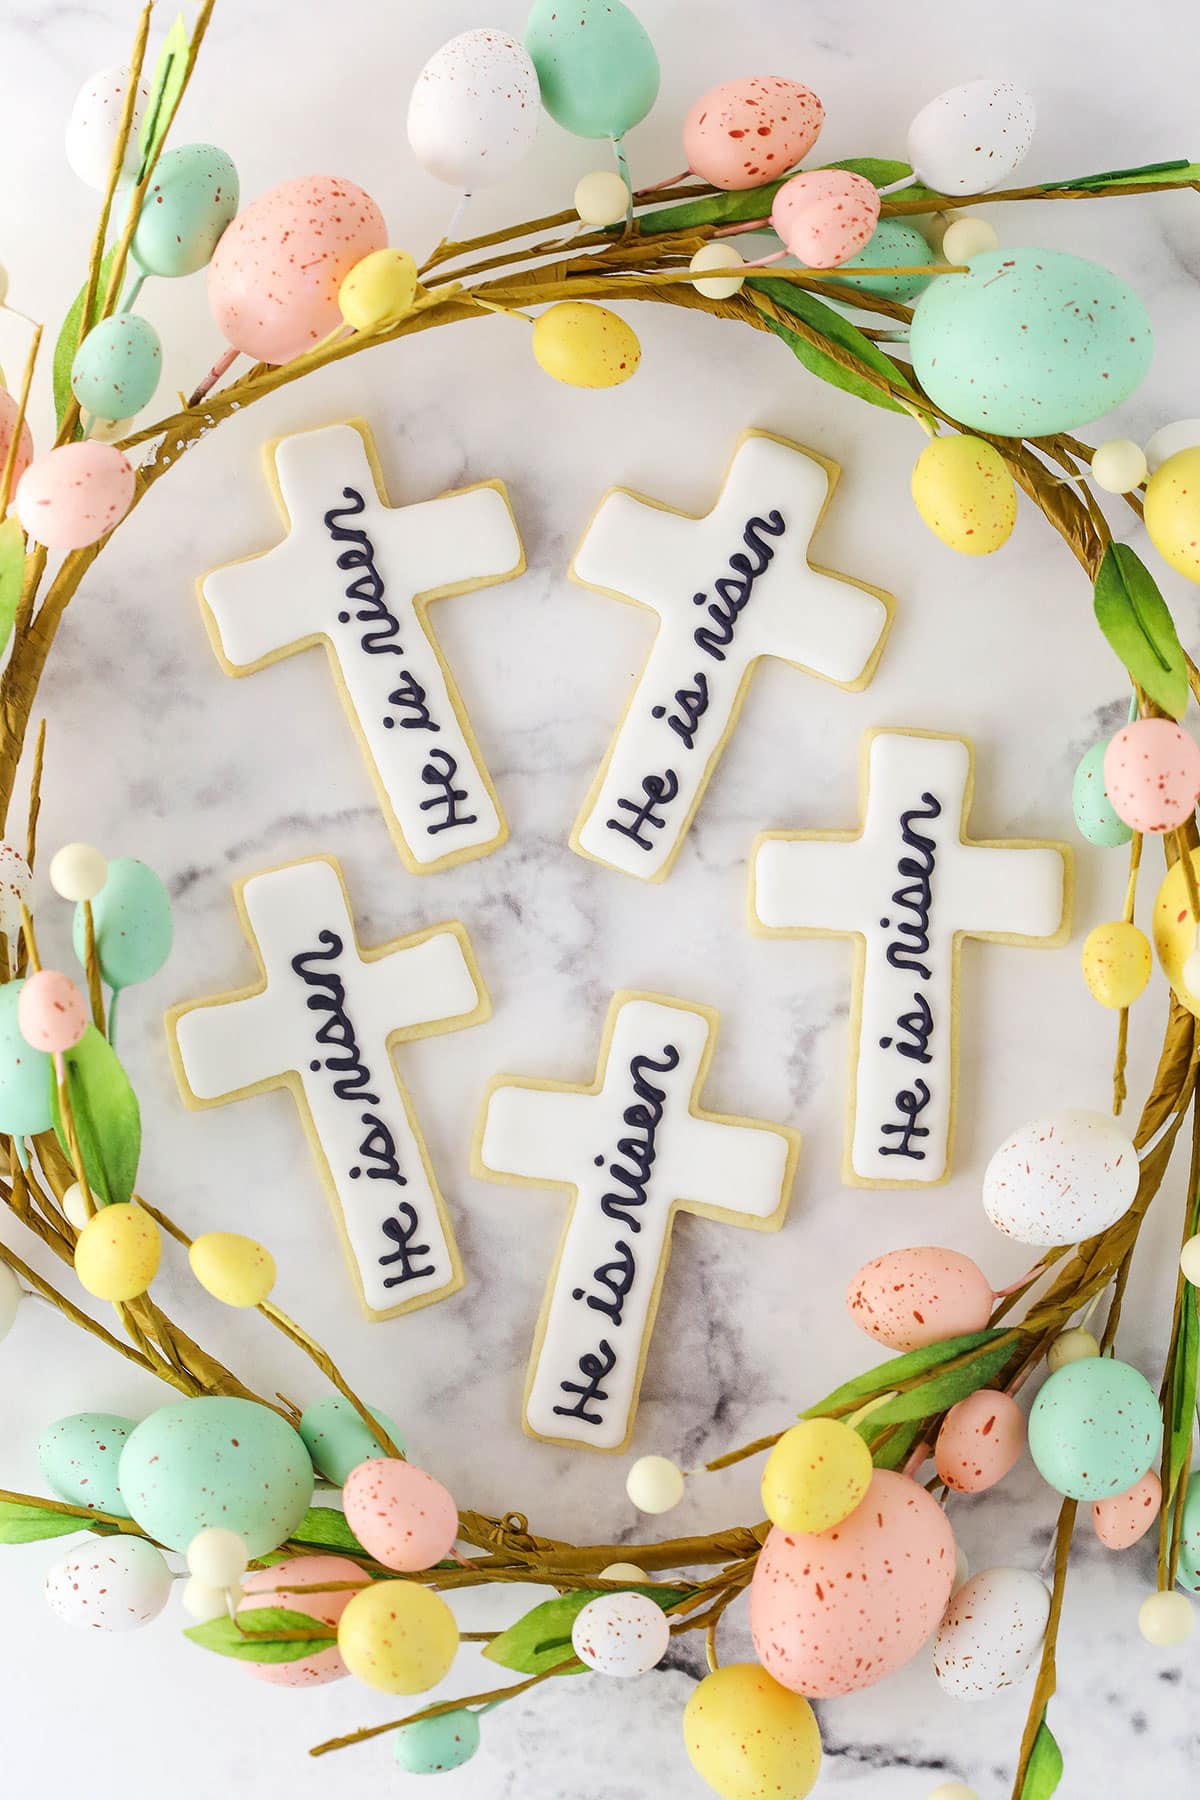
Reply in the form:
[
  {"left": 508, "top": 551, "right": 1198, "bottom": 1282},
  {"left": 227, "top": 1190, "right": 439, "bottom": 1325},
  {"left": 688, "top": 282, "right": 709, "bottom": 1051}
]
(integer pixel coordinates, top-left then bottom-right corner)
[
  {"left": 472, "top": 991, "right": 801, "bottom": 1451},
  {"left": 569, "top": 429, "right": 894, "bottom": 882},
  {"left": 750, "top": 730, "right": 1071, "bottom": 1186},
  {"left": 166, "top": 856, "right": 490, "bottom": 1317},
  {"left": 199, "top": 420, "right": 524, "bottom": 874}
]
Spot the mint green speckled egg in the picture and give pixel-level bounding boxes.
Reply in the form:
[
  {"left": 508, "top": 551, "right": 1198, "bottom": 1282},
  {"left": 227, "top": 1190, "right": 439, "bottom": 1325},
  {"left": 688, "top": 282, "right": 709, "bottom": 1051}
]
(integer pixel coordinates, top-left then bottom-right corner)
[
  {"left": 38, "top": 1412, "right": 136, "bottom": 1517},
  {"left": 299, "top": 1395, "right": 406, "bottom": 1486},
  {"left": 392, "top": 1708, "right": 481, "bottom": 1774},
  {"left": 911, "top": 248, "right": 1153, "bottom": 436},
  {"left": 1028, "top": 1357, "right": 1162, "bottom": 1501},
  {"left": 130, "top": 143, "right": 239, "bottom": 278},
  {"left": 1177, "top": 1470, "right": 1200, "bottom": 1593},
  {"left": 71, "top": 313, "right": 162, "bottom": 421},
  {"left": 118, "top": 1398, "right": 313, "bottom": 1556},
  {"left": 0, "top": 979, "right": 54, "bottom": 1138},
  {"left": 828, "top": 218, "right": 935, "bottom": 302},
  {"left": 1073, "top": 740, "right": 1133, "bottom": 848},
  {"left": 73, "top": 856, "right": 173, "bottom": 990}
]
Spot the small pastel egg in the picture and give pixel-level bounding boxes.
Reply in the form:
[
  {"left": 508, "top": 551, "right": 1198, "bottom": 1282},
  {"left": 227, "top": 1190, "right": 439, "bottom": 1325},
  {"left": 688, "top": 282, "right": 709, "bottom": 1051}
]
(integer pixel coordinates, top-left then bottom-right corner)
[
  {"left": 574, "top": 170, "right": 629, "bottom": 227},
  {"left": 38, "top": 1412, "right": 135, "bottom": 1516},
  {"left": 17, "top": 968, "right": 88, "bottom": 1053},
  {"left": 0, "top": 389, "right": 33, "bottom": 497},
  {"left": 65, "top": 65, "right": 148, "bottom": 189},
  {"left": 1176, "top": 1472, "right": 1200, "bottom": 1592},
  {"left": 682, "top": 78, "right": 824, "bottom": 191},
  {"left": 827, "top": 217, "right": 935, "bottom": 302},
  {"left": 531, "top": 300, "right": 640, "bottom": 388},
  {"left": 749, "top": 1470, "right": 956, "bottom": 1697},
  {"left": 0, "top": 980, "right": 54, "bottom": 1138},
  {"left": 49, "top": 842, "right": 107, "bottom": 903},
  {"left": 14, "top": 442, "right": 135, "bottom": 550},
  {"left": 907, "top": 80, "right": 1035, "bottom": 196},
  {"left": 406, "top": 30, "right": 539, "bottom": 190},
  {"left": 770, "top": 169, "right": 880, "bottom": 270},
  {"left": 934, "top": 1390, "right": 1026, "bottom": 1493},
  {"left": 338, "top": 249, "right": 418, "bottom": 331},
  {"left": 130, "top": 143, "right": 240, "bottom": 278},
  {"left": 1103, "top": 719, "right": 1200, "bottom": 833},
  {"left": 1152, "top": 849, "right": 1200, "bottom": 1016},
  {"left": 342, "top": 1458, "right": 457, "bottom": 1572},
  {"left": 71, "top": 313, "right": 162, "bottom": 421},
  {"left": 525, "top": 0, "right": 660, "bottom": 141},
  {"left": 0, "top": 841, "right": 31, "bottom": 941},
  {"left": 1091, "top": 438, "right": 1147, "bottom": 494},
  {"left": 689, "top": 243, "right": 746, "bottom": 300},
  {"left": 337, "top": 1580, "right": 458, "bottom": 1694},
  {"left": 684, "top": 1663, "right": 821, "bottom": 1800},
  {"left": 1093, "top": 1470, "right": 1162, "bottom": 1548},
  {"left": 0, "top": 1261, "right": 20, "bottom": 1340},
  {"left": 188, "top": 1231, "right": 276, "bottom": 1308},
  {"left": 1080, "top": 920, "right": 1152, "bottom": 1009},
  {"left": 1138, "top": 1590, "right": 1194, "bottom": 1644},
  {"left": 298, "top": 1395, "right": 405, "bottom": 1484},
  {"left": 940, "top": 216, "right": 998, "bottom": 262},
  {"left": 1181, "top": 1234, "right": 1200, "bottom": 1284},
  {"left": 1072, "top": 741, "right": 1132, "bottom": 847},
  {"left": 72, "top": 856, "right": 172, "bottom": 990},
  {"left": 982, "top": 1108, "right": 1138, "bottom": 1246},
  {"left": 393, "top": 1709, "right": 482, "bottom": 1775},
  {"left": 910, "top": 434, "right": 1017, "bottom": 555},
  {"left": 1028, "top": 1357, "right": 1162, "bottom": 1500},
  {"left": 626, "top": 1454, "right": 684, "bottom": 1513},
  {"left": 62, "top": 1182, "right": 91, "bottom": 1231},
  {"left": 571, "top": 1590, "right": 669, "bottom": 1676},
  {"left": 846, "top": 1245, "right": 995, "bottom": 1351},
  {"left": 239, "top": 1554, "right": 367, "bottom": 1686},
  {"left": 1047, "top": 1326, "right": 1100, "bottom": 1373},
  {"left": 1144, "top": 447, "right": 1200, "bottom": 584},
  {"left": 74, "top": 1203, "right": 162, "bottom": 1302},
  {"left": 761, "top": 1418, "right": 873, "bottom": 1533},
  {"left": 45, "top": 1536, "right": 172, "bottom": 1630},
  {"left": 1146, "top": 420, "right": 1200, "bottom": 473},
  {"left": 932, "top": 1566, "right": 1049, "bottom": 1699},
  {"left": 600, "top": 1562, "right": 646, "bottom": 1582}
]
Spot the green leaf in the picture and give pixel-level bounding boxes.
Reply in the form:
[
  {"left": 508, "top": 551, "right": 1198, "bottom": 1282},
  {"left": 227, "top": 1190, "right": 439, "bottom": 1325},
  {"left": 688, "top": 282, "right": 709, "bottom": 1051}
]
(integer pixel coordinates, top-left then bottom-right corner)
[
  {"left": 138, "top": 13, "right": 190, "bottom": 174},
  {"left": 49, "top": 1023, "right": 141, "bottom": 1206},
  {"left": 0, "top": 1500, "right": 89, "bottom": 1544},
  {"left": 1167, "top": 1281, "right": 1200, "bottom": 1503},
  {"left": 852, "top": 1341, "right": 1018, "bottom": 1431},
  {"left": 867, "top": 1417, "right": 925, "bottom": 1470},
  {"left": 1019, "top": 1718, "right": 1064, "bottom": 1800},
  {"left": 1043, "top": 158, "right": 1200, "bottom": 192},
  {"left": 634, "top": 159, "right": 930, "bottom": 235},
  {"left": 803, "top": 1329, "right": 1011, "bottom": 1420},
  {"left": 289, "top": 1506, "right": 369, "bottom": 1556},
  {"left": 0, "top": 516, "right": 26, "bottom": 656},
  {"left": 52, "top": 247, "right": 118, "bottom": 431},
  {"left": 185, "top": 1606, "right": 336, "bottom": 1664},
  {"left": 758, "top": 282, "right": 918, "bottom": 416},
  {"left": 483, "top": 1586, "right": 688, "bottom": 1678},
  {"left": 1093, "top": 542, "right": 1189, "bottom": 719}
]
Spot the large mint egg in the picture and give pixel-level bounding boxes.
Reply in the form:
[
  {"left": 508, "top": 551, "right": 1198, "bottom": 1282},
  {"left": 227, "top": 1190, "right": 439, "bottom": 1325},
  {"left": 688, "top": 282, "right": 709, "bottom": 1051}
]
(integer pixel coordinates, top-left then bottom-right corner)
[
  {"left": 118, "top": 1397, "right": 314, "bottom": 1556},
  {"left": 1028, "top": 1357, "right": 1161, "bottom": 1500},
  {"left": 38, "top": 1412, "right": 136, "bottom": 1516},
  {"left": 910, "top": 248, "right": 1152, "bottom": 436},
  {"left": 0, "top": 979, "right": 54, "bottom": 1137}
]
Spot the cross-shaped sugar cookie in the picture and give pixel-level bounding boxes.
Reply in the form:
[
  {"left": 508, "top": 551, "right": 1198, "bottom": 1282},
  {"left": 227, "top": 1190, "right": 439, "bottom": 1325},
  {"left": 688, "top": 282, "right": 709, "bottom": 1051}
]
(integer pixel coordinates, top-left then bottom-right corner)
[
  {"left": 199, "top": 420, "right": 524, "bottom": 873},
  {"left": 570, "top": 429, "right": 895, "bottom": 881}
]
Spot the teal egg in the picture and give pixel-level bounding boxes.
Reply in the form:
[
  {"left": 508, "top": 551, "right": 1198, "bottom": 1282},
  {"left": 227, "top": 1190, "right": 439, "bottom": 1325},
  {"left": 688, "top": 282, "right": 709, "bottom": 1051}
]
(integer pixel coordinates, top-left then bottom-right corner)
[
  {"left": 71, "top": 313, "right": 162, "bottom": 421},
  {"left": 298, "top": 1395, "right": 405, "bottom": 1486},
  {"left": 828, "top": 219, "right": 935, "bottom": 302},
  {"left": 73, "top": 857, "right": 173, "bottom": 990},
  {"left": 392, "top": 1708, "right": 481, "bottom": 1775},
  {"left": 118, "top": 1397, "right": 314, "bottom": 1556},
  {"left": 38, "top": 1412, "right": 136, "bottom": 1517},
  {"left": 0, "top": 979, "right": 53, "bottom": 1137},
  {"left": 1028, "top": 1357, "right": 1162, "bottom": 1500},
  {"left": 910, "top": 248, "right": 1153, "bottom": 436},
  {"left": 130, "top": 144, "right": 239, "bottom": 278},
  {"left": 1177, "top": 1469, "right": 1200, "bottom": 1592},
  {"left": 526, "top": 0, "right": 659, "bottom": 139},
  {"left": 1073, "top": 740, "right": 1132, "bottom": 847}
]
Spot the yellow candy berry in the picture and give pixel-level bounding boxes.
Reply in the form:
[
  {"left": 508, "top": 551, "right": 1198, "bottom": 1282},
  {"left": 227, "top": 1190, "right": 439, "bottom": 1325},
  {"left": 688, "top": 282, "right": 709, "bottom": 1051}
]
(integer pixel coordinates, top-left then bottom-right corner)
[
  {"left": 337, "top": 1581, "right": 459, "bottom": 1694},
  {"left": 74, "top": 1203, "right": 161, "bottom": 1302},
  {"left": 1080, "top": 920, "right": 1152, "bottom": 1009},
  {"left": 684, "top": 1663, "right": 822, "bottom": 1800},
  {"left": 338, "top": 249, "right": 418, "bottom": 332},
  {"left": 188, "top": 1231, "right": 276, "bottom": 1308},
  {"left": 531, "top": 301, "right": 641, "bottom": 390},
  {"left": 761, "top": 1418, "right": 872, "bottom": 1534}
]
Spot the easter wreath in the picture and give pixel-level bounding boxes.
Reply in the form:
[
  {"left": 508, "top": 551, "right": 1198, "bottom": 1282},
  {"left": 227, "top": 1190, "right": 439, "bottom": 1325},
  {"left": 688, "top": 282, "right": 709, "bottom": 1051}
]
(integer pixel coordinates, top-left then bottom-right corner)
[{"left": 2, "top": 5, "right": 1200, "bottom": 1798}]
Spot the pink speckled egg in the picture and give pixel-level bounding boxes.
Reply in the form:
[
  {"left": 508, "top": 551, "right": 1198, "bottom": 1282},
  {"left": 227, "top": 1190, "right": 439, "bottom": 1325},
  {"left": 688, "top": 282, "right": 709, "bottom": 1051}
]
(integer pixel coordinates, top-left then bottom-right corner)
[
  {"left": 982, "top": 1108, "right": 1139, "bottom": 1246},
  {"left": 846, "top": 1246, "right": 995, "bottom": 1352},
  {"left": 208, "top": 175, "right": 386, "bottom": 364},
  {"left": 749, "top": 1470, "right": 955, "bottom": 1697},
  {"left": 17, "top": 968, "right": 88, "bottom": 1053},
  {"left": 238, "top": 1554, "right": 366, "bottom": 1686},
  {"left": 14, "top": 441, "right": 134, "bottom": 550},
  {"left": 0, "top": 388, "right": 33, "bottom": 493},
  {"left": 770, "top": 169, "right": 880, "bottom": 269},
  {"left": 1093, "top": 1469, "right": 1162, "bottom": 1549},
  {"left": 934, "top": 1389, "right": 1026, "bottom": 1493},
  {"left": 342, "top": 1459, "right": 458, "bottom": 1572},
  {"left": 1103, "top": 719, "right": 1200, "bottom": 834},
  {"left": 683, "top": 78, "right": 824, "bottom": 191}
]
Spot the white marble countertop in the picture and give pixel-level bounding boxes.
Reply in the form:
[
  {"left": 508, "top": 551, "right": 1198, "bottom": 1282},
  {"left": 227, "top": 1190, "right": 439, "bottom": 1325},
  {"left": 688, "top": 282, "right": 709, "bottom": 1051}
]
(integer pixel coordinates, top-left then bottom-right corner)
[{"left": 1, "top": 1, "right": 1199, "bottom": 1794}]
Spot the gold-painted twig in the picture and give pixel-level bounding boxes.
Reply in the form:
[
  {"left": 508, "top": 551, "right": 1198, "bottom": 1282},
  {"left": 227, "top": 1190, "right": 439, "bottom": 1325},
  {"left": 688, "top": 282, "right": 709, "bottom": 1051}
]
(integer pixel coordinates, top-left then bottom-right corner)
[{"left": 81, "top": 901, "right": 105, "bottom": 1033}]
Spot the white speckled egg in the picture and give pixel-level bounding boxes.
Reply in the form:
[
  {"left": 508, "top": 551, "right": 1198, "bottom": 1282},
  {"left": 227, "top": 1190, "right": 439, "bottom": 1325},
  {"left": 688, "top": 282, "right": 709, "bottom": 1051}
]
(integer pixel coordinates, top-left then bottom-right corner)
[
  {"left": 982, "top": 1108, "right": 1139, "bottom": 1245},
  {"left": 407, "top": 30, "right": 539, "bottom": 189},
  {"left": 571, "top": 1591, "right": 669, "bottom": 1677},
  {"left": 907, "top": 80, "right": 1035, "bottom": 196},
  {"left": 65, "top": 65, "right": 148, "bottom": 190},
  {"left": 933, "top": 1567, "right": 1050, "bottom": 1699},
  {"left": 44, "top": 1535, "right": 172, "bottom": 1631},
  {"left": 38, "top": 1412, "right": 136, "bottom": 1516},
  {"left": 0, "top": 840, "right": 31, "bottom": 939}
]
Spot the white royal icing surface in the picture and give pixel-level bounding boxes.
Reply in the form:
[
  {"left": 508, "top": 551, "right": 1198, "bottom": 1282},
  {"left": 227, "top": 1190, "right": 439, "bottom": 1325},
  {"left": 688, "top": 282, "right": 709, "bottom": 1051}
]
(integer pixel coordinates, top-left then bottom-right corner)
[
  {"left": 201, "top": 422, "right": 523, "bottom": 870},
  {"left": 571, "top": 432, "right": 891, "bottom": 880},
  {"left": 752, "top": 731, "right": 1068, "bottom": 1185},
  {"left": 170, "top": 858, "right": 484, "bottom": 1315},
  {"left": 477, "top": 994, "right": 796, "bottom": 1450}
]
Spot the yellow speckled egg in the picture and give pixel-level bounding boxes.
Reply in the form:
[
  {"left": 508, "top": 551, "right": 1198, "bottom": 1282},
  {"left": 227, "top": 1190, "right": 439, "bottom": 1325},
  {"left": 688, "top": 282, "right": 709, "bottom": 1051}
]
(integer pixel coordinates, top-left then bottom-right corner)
[
  {"left": 1080, "top": 920, "right": 1152, "bottom": 1009},
  {"left": 188, "top": 1231, "right": 276, "bottom": 1308},
  {"left": 338, "top": 249, "right": 418, "bottom": 331},
  {"left": 1144, "top": 447, "right": 1200, "bottom": 584},
  {"left": 911, "top": 435, "right": 1017, "bottom": 556},
  {"left": 1151, "top": 848, "right": 1200, "bottom": 1017},
  {"left": 683, "top": 1663, "right": 822, "bottom": 1800},
  {"left": 531, "top": 301, "right": 641, "bottom": 389},
  {"left": 761, "top": 1419, "right": 873, "bottom": 1534},
  {"left": 74, "top": 1203, "right": 161, "bottom": 1301},
  {"left": 338, "top": 1581, "right": 459, "bottom": 1694}
]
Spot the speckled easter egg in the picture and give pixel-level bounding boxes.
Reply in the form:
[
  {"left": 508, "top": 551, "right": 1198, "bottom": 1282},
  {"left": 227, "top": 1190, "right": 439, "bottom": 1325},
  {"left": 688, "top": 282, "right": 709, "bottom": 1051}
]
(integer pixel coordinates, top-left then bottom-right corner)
[
  {"left": 683, "top": 1664, "right": 822, "bottom": 1800},
  {"left": 14, "top": 442, "right": 135, "bottom": 550},
  {"left": 1028, "top": 1357, "right": 1162, "bottom": 1500},
  {"left": 1093, "top": 1470, "right": 1162, "bottom": 1548},
  {"left": 72, "top": 856, "right": 172, "bottom": 990},
  {"left": 910, "top": 249, "right": 1153, "bottom": 436},
  {"left": 393, "top": 1710, "right": 482, "bottom": 1775},
  {"left": 65, "top": 65, "right": 148, "bottom": 189},
  {"left": 74, "top": 1204, "right": 162, "bottom": 1303},
  {"left": 407, "top": 30, "right": 539, "bottom": 189},
  {"left": 208, "top": 175, "right": 386, "bottom": 364},
  {"left": 1144, "top": 447, "right": 1200, "bottom": 584},
  {"left": 18, "top": 968, "right": 88, "bottom": 1053},
  {"left": 45, "top": 1536, "right": 172, "bottom": 1631},
  {"left": 1080, "top": 920, "right": 1153, "bottom": 1009},
  {"left": 761, "top": 1418, "right": 873, "bottom": 1534},
  {"left": 1152, "top": 848, "right": 1200, "bottom": 1017},
  {"left": 1103, "top": 718, "right": 1200, "bottom": 833},
  {"left": 525, "top": 0, "right": 659, "bottom": 140},
  {"left": 531, "top": 301, "right": 640, "bottom": 388},
  {"left": 749, "top": 1469, "right": 956, "bottom": 1697},
  {"left": 0, "top": 390, "right": 34, "bottom": 496},
  {"left": 934, "top": 1390, "right": 1026, "bottom": 1493},
  {"left": 932, "top": 1567, "right": 1050, "bottom": 1698},
  {"left": 129, "top": 143, "right": 239, "bottom": 278},
  {"left": 342, "top": 1458, "right": 457, "bottom": 1571},
  {"left": 1072, "top": 740, "right": 1132, "bottom": 847},
  {"left": 1176, "top": 1472, "right": 1200, "bottom": 1591},
  {"left": 770, "top": 169, "right": 880, "bottom": 270},
  {"left": 571, "top": 1590, "right": 670, "bottom": 1676},
  {"left": 682, "top": 78, "right": 824, "bottom": 190},
  {"left": 188, "top": 1232, "right": 276, "bottom": 1308},
  {"left": 827, "top": 217, "right": 936, "bottom": 302},
  {"left": 71, "top": 313, "right": 162, "bottom": 421},
  {"left": 38, "top": 1412, "right": 135, "bottom": 1516},
  {"left": 0, "top": 979, "right": 54, "bottom": 1138},
  {"left": 907, "top": 80, "right": 1035, "bottom": 196},
  {"left": 338, "top": 249, "right": 418, "bottom": 331},
  {"left": 337, "top": 1580, "right": 459, "bottom": 1694},
  {"left": 0, "top": 841, "right": 31, "bottom": 941},
  {"left": 238, "top": 1554, "right": 367, "bottom": 1686},
  {"left": 298, "top": 1395, "right": 405, "bottom": 1485},
  {"left": 846, "top": 1246, "right": 995, "bottom": 1351},
  {"left": 118, "top": 1397, "right": 314, "bottom": 1557},
  {"left": 910, "top": 434, "right": 1017, "bottom": 554},
  {"left": 981, "top": 1109, "right": 1138, "bottom": 1246}
]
